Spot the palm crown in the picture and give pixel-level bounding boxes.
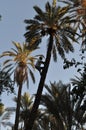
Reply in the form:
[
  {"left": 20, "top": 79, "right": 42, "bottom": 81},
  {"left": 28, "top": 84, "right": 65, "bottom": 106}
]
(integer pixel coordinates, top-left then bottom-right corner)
[
  {"left": 41, "top": 81, "right": 72, "bottom": 130},
  {"left": 24, "top": 1, "right": 78, "bottom": 60},
  {"left": 0, "top": 41, "right": 35, "bottom": 86},
  {"left": 59, "top": 0, "right": 86, "bottom": 51}
]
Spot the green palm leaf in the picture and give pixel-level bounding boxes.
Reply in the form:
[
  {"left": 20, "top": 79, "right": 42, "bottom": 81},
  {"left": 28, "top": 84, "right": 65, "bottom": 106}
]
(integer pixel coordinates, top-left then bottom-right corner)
[
  {"left": 45, "top": 2, "right": 51, "bottom": 14},
  {"left": 33, "top": 6, "right": 45, "bottom": 20}
]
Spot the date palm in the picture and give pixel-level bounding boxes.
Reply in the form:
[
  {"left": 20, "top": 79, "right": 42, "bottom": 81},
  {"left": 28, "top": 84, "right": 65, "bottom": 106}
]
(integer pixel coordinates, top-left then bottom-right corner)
[
  {"left": 24, "top": 1, "right": 78, "bottom": 130},
  {"left": 0, "top": 103, "right": 15, "bottom": 130},
  {"left": 41, "top": 81, "right": 86, "bottom": 130},
  {"left": 59, "top": 0, "right": 86, "bottom": 51},
  {"left": 0, "top": 41, "right": 36, "bottom": 130},
  {"left": 71, "top": 65, "right": 86, "bottom": 129},
  {"left": 14, "top": 92, "right": 44, "bottom": 130},
  {"left": 41, "top": 81, "right": 73, "bottom": 130},
  {"left": 19, "top": 92, "right": 34, "bottom": 129}
]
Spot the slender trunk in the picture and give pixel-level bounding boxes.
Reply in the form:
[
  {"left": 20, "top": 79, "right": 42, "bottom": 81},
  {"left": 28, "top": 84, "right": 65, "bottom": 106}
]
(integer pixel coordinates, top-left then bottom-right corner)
[
  {"left": 67, "top": 86, "right": 72, "bottom": 130},
  {"left": 14, "top": 84, "right": 22, "bottom": 130},
  {"left": 25, "top": 34, "right": 53, "bottom": 130}
]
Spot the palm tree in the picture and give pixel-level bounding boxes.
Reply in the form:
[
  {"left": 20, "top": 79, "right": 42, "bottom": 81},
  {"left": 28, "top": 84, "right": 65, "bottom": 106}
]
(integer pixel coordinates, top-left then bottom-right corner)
[
  {"left": 71, "top": 65, "right": 86, "bottom": 129},
  {"left": 13, "top": 92, "right": 33, "bottom": 129},
  {"left": 24, "top": 1, "right": 78, "bottom": 130},
  {"left": 0, "top": 102, "right": 15, "bottom": 130},
  {"left": 59, "top": 0, "right": 86, "bottom": 52},
  {"left": 13, "top": 92, "right": 44, "bottom": 130},
  {"left": 40, "top": 81, "right": 73, "bottom": 130},
  {"left": 40, "top": 81, "right": 86, "bottom": 130},
  {"left": 0, "top": 41, "right": 36, "bottom": 130}
]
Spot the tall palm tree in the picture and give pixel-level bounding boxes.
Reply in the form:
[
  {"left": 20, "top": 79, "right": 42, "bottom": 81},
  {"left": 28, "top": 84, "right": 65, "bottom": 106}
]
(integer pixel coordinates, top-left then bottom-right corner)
[
  {"left": 0, "top": 42, "right": 36, "bottom": 130},
  {"left": 24, "top": 1, "right": 78, "bottom": 130}
]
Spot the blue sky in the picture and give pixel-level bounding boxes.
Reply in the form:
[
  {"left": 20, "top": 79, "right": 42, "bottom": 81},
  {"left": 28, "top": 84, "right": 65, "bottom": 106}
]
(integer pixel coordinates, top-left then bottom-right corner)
[{"left": 0, "top": 0, "right": 84, "bottom": 129}]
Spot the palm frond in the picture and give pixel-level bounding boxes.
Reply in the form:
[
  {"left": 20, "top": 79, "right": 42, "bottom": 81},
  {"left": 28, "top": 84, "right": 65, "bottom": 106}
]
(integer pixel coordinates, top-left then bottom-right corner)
[
  {"left": 57, "top": 44, "right": 65, "bottom": 59},
  {"left": 52, "top": 45, "right": 57, "bottom": 62},
  {"left": 33, "top": 6, "right": 45, "bottom": 18},
  {"left": 45, "top": 2, "right": 51, "bottom": 14},
  {"left": 2, "top": 64, "right": 13, "bottom": 71},
  {"left": 12, "top": 41, "right": 23, "bottom": 52},
  {"left": 61, "top": 35, "right": 74, "bottom": 53},
  {"left": 24, "top": 19, "right": 39, "bottom": 25},
  {"left": 28, "top": 68, "right": 35, "bottom": 84},
  {"left": 0, "top": 51, "right": 16, "bottom": 57},
  {"left": 5, "top": 66, "right": 14, "bottom": 74},
  {"left": 44, "top": 84, "right": 53, "bottom": 97},
  {"left": 58, "top": 6, "right": 69, "bottom": 19},
  {"left": 2, "top": 111, "right": 12, "bottom": 120},
  {"left": 3, "top": 59, "right": 13, "bottom": 65},
  {"left": 11, "top": 48, "right": 18, "bottom": 54},
  {"left": 27, "top": 36, "right": 41, "bottom": 50}
]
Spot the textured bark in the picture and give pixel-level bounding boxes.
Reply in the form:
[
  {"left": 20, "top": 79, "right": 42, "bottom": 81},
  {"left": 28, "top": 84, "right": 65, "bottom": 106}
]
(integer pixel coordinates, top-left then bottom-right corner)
[
  {"left": 14, "top": 84, "right": 22, "bottom": 130},
  {"left": 25, "top": 34, "right": 53, "bottom": 130}
]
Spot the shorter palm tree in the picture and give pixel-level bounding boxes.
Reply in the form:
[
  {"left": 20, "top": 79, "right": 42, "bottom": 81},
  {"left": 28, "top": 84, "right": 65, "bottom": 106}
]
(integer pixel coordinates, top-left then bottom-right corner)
[
  {"left": 40, "top": 80, "right": 86, "bottom": 130},
  {"left": 0, "top": 102, "right": 15, "bottom": 130},
  {"left": 13, "top": 92, "right": 44, "bottom": 130},
  {"left": 41, "top": 81, "right": 72, "bottom": 130},
  {"left": 0, "top": 42, "right": 36, "bottom": 130},
  {"left": 13, "top": 92, "right": 33, "bottom": 129}
]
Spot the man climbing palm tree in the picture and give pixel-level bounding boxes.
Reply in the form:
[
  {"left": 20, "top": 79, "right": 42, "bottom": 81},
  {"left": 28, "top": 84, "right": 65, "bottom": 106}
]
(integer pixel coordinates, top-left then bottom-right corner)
[{"left": 35, "top": 56, "right": 45, "bottom": 75}]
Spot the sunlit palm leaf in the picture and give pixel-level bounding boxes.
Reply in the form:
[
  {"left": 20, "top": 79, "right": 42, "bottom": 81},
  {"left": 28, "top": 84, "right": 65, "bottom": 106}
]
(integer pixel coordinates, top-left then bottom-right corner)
[
  {"left": 0, "top": 51, "right": 16, "bottom": 57},
  {"left": 12, "top": 41, "right": 23, "bottom": 52}
]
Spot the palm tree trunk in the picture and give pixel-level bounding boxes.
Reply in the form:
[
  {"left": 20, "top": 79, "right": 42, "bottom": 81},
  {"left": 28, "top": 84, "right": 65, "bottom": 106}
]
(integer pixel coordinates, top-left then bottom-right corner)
[
  {"left": 14, "top": 84, "right": 22, "bottom": 130},
  {"left": 67, "top": 86, "right": 72, "bottom": 130},
  {"left": 25, "top": 34, "right": 53, "bottom": 130}
]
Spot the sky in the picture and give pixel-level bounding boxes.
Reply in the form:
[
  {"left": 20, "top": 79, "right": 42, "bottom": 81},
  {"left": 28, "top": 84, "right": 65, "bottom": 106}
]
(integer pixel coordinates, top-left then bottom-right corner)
[{"left": 0, "top": 0, "right": 85, "bottom": 129}]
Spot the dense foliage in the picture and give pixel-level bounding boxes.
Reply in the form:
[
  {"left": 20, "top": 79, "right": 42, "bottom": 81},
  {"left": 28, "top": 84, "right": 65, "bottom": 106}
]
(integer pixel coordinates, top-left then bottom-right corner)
[{"left": 0, "top": 68, "right": 14, "bottom": 95}]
